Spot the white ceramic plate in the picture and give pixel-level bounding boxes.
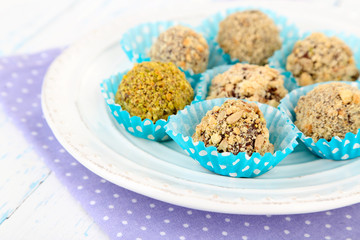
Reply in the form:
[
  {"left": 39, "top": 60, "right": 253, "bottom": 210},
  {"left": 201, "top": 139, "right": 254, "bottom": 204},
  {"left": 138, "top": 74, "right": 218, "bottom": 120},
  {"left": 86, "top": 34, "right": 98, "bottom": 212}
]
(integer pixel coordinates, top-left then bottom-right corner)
[{"left": 42, "top": 2, "right": 360, "bottom": 214}]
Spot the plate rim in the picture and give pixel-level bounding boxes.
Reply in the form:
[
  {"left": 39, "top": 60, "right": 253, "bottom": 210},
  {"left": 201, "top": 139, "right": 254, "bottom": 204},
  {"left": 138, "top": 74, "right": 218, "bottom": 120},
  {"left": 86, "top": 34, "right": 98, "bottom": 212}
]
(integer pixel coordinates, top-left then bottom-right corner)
[{"left": 41, "top": 3, "right": 360, "bottom": 215}]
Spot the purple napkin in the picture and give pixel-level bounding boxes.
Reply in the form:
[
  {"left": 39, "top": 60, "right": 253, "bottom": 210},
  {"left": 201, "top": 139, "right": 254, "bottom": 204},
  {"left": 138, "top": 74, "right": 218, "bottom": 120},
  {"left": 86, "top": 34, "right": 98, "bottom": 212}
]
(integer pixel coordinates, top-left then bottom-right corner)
[{"left": 1, "top": 49, "right": 359, "bottom": 240}]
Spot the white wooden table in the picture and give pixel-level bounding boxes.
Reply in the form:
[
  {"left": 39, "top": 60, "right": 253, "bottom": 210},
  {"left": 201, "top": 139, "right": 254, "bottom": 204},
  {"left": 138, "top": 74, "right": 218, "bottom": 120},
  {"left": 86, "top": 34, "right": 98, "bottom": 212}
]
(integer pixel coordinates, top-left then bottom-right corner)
[{"left": 0, "top": 0, "right": 358, "bottom": 239}]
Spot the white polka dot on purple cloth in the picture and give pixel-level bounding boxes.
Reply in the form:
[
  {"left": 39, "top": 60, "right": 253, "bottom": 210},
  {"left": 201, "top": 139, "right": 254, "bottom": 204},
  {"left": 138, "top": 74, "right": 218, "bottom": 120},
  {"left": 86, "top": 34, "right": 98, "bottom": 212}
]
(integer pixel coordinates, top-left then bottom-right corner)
[{"left": 0, "top": 49, "right": 358, "bottom": 240}]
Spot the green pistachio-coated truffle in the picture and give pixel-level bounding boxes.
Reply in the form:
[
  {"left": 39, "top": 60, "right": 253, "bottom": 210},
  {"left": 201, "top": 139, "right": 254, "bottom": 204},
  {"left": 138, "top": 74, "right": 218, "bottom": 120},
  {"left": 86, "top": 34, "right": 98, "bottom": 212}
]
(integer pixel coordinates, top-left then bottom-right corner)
[{"left": 115, "top": 62, "right": 194, "bottom": 122}]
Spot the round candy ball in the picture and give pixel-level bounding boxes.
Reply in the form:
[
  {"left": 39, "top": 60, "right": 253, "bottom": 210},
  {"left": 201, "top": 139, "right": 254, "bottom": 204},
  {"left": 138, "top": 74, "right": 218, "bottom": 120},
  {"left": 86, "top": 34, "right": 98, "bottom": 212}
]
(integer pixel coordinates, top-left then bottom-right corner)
[
  {"left": 192, "top": 99, "right": 274, "bottom": 156},
  {"left": 295, "top": 82, "right": 360, "bottom": 141},
  {"left": 207, "top": 63, "right": 288, "bottom": 107},
  {"left": 149, "top": 25, "right": 209, "bottom": 74},
  {"left": 217, "top": 10, "right": 281, "bottom": 65},
  {"left": 115, "top": 62, "right": 194, "bottom": 122},
  {"left": 287, "top": 33, "right": 359, "bottom": 86}
]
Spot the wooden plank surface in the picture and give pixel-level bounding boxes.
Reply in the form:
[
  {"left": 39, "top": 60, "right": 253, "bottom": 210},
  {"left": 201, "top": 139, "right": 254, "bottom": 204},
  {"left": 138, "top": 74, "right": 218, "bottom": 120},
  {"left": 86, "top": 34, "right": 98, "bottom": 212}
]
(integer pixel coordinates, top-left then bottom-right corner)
[
  {"left": 0, "top": 173, "right": 108, "bottom": 240},
  {"left": 0, "top": 106, "right": 50, "bottom": 225}
]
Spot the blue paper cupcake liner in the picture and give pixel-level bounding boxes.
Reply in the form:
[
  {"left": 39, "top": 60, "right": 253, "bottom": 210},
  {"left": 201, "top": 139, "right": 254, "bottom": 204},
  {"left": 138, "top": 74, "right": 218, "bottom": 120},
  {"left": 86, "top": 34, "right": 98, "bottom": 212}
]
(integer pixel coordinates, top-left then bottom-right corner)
[
  {"left": 278, "top": 81, "right": 360, "bottom": 160},
  {"left": 100, "top": 69, "right": 196, "bottom": 141},
  {"left": 269, "top": 30, "right": 360, "bottom": 83},
  {"left": 193, "top": 64, "right": 298, "bottom": 103},
  {"left": 165, "top": 98, "right": 299, "bottom": 177},
  {"left": 120, "top": 21, "right": 227, "bottom": 82},
  {"left": 198, "top": 7, "right": 299, "bottom": 66}
]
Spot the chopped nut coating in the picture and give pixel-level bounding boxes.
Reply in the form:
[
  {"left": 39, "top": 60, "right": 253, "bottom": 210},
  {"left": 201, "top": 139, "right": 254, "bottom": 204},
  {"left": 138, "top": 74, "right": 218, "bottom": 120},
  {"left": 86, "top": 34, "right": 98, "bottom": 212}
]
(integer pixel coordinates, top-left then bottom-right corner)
[
  {"left": 207, "top": 63, "right": 288, "bottom": 107},
  {"left": 193, "top": 100, "right": 274, "bottom": 156},
  {"left": 149, "top": 25, "right": 209, "bottom": 74},
  {"left": 218, "top": 10, "right": 281, "bottom": 65},
  {"left": 295, "top": 82, "right": 360, "bottom": 141},
  {"left": 287, "top": 33, "right": 359, "bottom": 86},
  {"left": 115, "top": 62, "right": 194, "bottom": 122}
]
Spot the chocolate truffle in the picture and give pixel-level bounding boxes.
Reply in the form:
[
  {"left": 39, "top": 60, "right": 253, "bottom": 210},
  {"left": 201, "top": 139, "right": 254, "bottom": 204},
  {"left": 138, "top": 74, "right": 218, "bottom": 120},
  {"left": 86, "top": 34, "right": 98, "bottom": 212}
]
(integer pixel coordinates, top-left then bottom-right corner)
[
  {"left": 217, "top": 10, "right": 281, "bottom": 65},
  {"left": 149, "top": 25, "right": 209, "bottom": 74},
  {"left": 286, "top": 33, "right": 359, "bottom": 86},
  {"left": 115, "top": 62, "right": 194, "bottom": 122},
  {"left": 192, "top": 99, "right": 274, "bottom": 156},
  {"left": 207, "top": 63, "right": 288, "bottom": 107},
  {"left": 295, "top": 82, "right": 360, "bottom": 141}
]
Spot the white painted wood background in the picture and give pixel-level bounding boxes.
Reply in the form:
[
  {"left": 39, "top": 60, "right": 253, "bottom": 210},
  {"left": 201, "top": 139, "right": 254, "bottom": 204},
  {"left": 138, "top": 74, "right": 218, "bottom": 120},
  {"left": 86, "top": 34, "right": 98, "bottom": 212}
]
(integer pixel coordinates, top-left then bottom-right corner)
[{"left": 0, "top": 0, "right": 359, "bottom": 239}]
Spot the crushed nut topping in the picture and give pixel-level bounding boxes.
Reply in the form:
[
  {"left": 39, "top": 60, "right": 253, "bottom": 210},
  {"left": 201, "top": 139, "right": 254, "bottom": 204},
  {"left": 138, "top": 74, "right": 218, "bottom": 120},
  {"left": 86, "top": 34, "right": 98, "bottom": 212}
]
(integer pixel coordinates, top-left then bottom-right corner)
[
  {"left": 218, "top": 10, "right": 281, "bottom": 65},
  {"left": 207, "top": 63, "right": 288, "bottom": 107},
  {"left": 192, "top": 99, "right": 274, "bottom": 156},
  {"left": 295, "top": 82, "right": 360, "bottom": 141},
  {"left": 115, "top": 62, "right": 194, "bottom": 122},
  {"left": 287, "top": 33, "right": 359, "bottom": 86},
  {"left": 149, "top": 25, "right": 209, "bottom": 74}
]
